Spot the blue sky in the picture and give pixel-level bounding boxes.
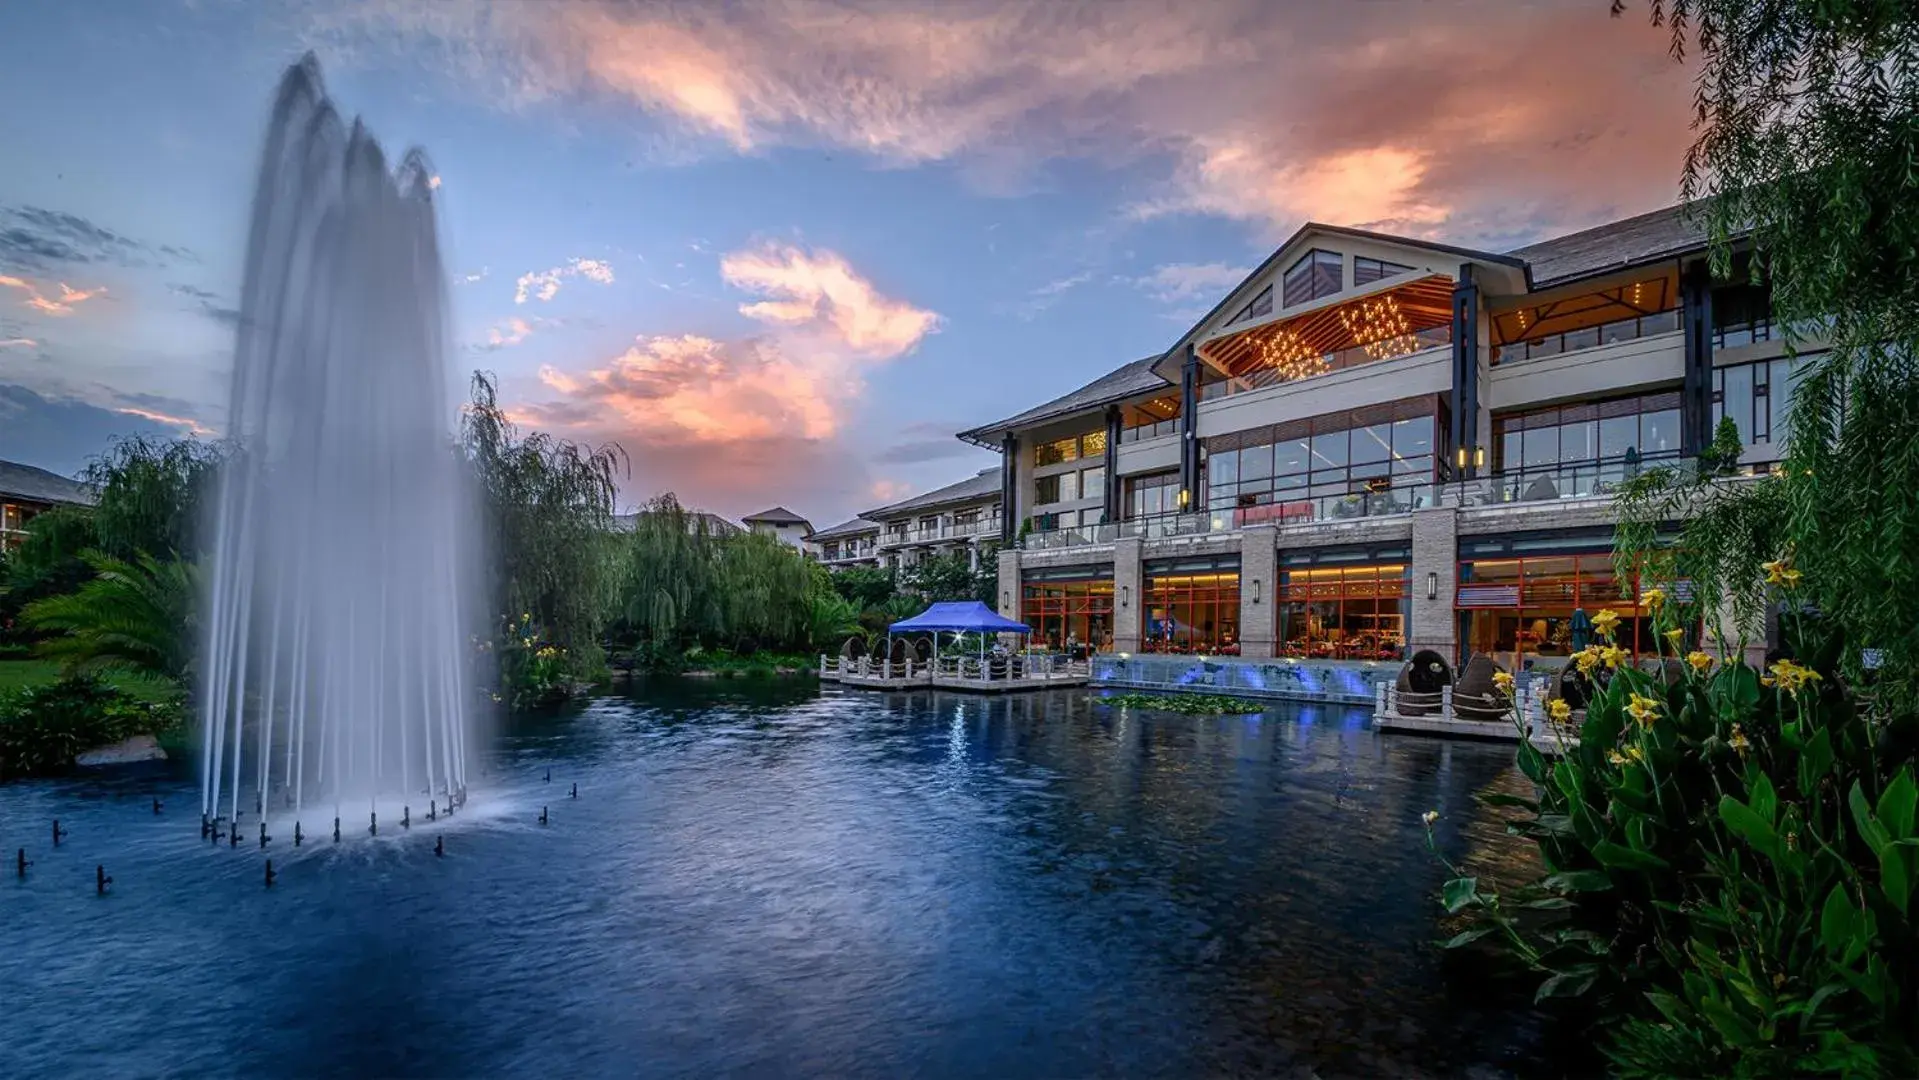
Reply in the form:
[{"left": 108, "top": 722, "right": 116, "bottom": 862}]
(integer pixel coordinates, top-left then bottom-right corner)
[{"left": 0, "top": 0, "right": 1693, "bottom": 526}]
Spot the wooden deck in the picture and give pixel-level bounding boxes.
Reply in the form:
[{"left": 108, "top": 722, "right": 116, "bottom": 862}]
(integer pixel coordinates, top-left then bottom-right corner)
[
  {"left": 1371, "top": 682, "right": 1581, "bottom": 754},
  {"left": 822, "top": 655, "right": 1090, "bottom": 694}
]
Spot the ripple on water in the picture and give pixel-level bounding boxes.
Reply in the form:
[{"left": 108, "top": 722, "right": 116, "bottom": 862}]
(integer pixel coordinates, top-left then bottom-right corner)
[{"left": 0, "top": 681, "right": 1569, "bottom": 1078}]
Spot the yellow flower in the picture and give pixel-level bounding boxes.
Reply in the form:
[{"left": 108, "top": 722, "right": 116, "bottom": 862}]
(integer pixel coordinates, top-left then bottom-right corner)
[
  {"left": 1421, "top": 810, "right": 1439, "bottom": 826},
  {"left": 1781, "top": 568, "right": 1803, "bottom": 588},
  {"left": 1762, "top": 558, "right": 1800, "bottom": 587},
  {"left": 1592, "top": 608, "right": 1622, "bottom": 640},
  {"left": 1607, "top": 749, "right": 1630, "bottom": 766},
  {"left": 1626, "top": 693, "right": 1662, "bottom": 729},
  {"left": 1493, "top": 670, "right": 1515, "bottom": 695},
  {"left": 1664, "top": 628, "right": 1686, "bottom": 648},
  {"left": 1768, "top": 659, "right": 1822, "bottom": 695},
  {"left": 1574, "top": 647, "right": 1603, "bottom": 675},
  {"left": 1642, "top": 588, "right": 1667, "bottom": 612},
  {"left": 1548, "top": 699, "right": 1572, "bottom": 723},
  {"left": 1686, "top": 650, "right": 1714, "bottom": 674},
  {"left": 1728, "top": 725, "right": 1750, "bottom": 756},
  {"left": 1601, "top": 644, "right": 1627, "bottom": 670}
]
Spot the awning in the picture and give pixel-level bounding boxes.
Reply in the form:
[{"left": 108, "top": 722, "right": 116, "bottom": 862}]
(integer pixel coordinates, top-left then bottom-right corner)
[{"left": 888, "top": 601, "right": 1030, "bottom": 634}]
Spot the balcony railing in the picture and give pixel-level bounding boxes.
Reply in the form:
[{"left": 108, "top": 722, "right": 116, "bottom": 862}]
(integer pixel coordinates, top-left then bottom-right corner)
[
  {"left": 1493, "top": 311, "right": 1679, "bottom": 366},
  {"left": 1440, "top": 456, "right": 1689, "bottom": 508},
  {"left": 1198, "top": 325, "right": 1452, "bottom": 401},
  {"left": 881, "top": 519, "right": 1002, "bottom": 545}
]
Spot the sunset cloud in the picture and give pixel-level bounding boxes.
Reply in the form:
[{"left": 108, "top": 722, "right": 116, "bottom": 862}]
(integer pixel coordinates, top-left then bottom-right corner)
[
  {"left": 513, "top": 256, "right": 616, "bottom": 304},
  {"left": 484, "top": 316, "right": 535, "bottom": 349},
  {"left": 720, "top": 244, "right": 941, "bottom": 356},
  {"left": 313, "top": 0, "right": 1692, "bottom": 243},
  {"left": 115, "top": 405, "right": 216, "bottom": 437},
  {"left": 0, "top": 275, "right": 107, "bottom": 316},
  {"left": 0, "top": 337, "right": 35, "bottom": 349}
]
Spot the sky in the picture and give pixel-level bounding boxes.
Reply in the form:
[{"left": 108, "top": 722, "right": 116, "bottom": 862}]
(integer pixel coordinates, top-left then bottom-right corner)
[{"left": 0, "top": 0, "right": 1697, "bottom": 527}]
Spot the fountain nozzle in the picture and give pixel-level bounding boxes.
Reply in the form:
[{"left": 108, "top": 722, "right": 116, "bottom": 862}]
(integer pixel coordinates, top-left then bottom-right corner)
[
  {"left": 539, "top": 806, "right": 548, "bottom": 826},
  {"left": 16, "top": 848, "right": 28, "bottom": 877},
  {"left": 201, "top": 814, "right": 211, "bottom": 839},
  {"left": 294, "top": 821, "right": 304, "bottom": 847},
  {"left": 152, "top": 796, "right": 163, "bottom": 815},
  {"left": 259, "top": 821, "right": 270, "bottom": 849},
  {"left": 434, "top": 835, "right": 444, "bottom": 857},
  {"left": 369, "top": 811, "right": 378, "bottom": 837},
  {"left": 570, "top": 783, "right": 577, "bottom": 799},
  {"left": 333, "top": 816, "right": 341, "bottom": 843},
  {"left": 96, "top": 864, "right": 111, "bottom": 895},
  {"left": 265, "top": 859, "right": 277, "bottom": 888},
  {"left": 51, "top": 820, "right": 67, "bottom": 846}
]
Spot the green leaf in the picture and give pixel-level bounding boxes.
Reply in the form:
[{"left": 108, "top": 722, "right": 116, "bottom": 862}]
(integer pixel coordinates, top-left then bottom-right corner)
[
  {"left": 1850, "top": 781, "right": 1892, "bottom": 857},
  {"left": 1442, "top": 926, "right": 1496, "bottom": 949},
  {"left": 1699, "top": 996, "right": 1760, "bottom": 1045},
  {"left": 1720, "top": 795, "right": 1784, "bottom": 860},
  {"left": 1819, "top": 882, "right": 1858, "bottom": 957},
  {"left": 1516, "top": 739, "right": 1548, "bottom": 785},
  {"left": 1593, "top": 840, "right": 1670, "bottom": 872},
  {"left": 1542, "top": 869, "right": 1614, "bottom": 893},
  {"left": 1441, "top": 876, "right": 1479, "bottom": 914},
  {"left": 1879, "top": 848, "right": 1911, "bottom": 916},
  {"left": 1749, "top": 770, "right": 1778, "bottom": 826},
  {"left": 1534, "top": 965, "right": 1600, "bottom": 1002},
  {"left": 1877, "top": 769, "right": 1917, "bottom": 840},
  {"left": 1799, "top": 727, "right": 1834, "bottom": 796},
  {"left": 1521, "top": 896, "right": 1577, "bottom": 911},
  {"left": 1723, "top": 663, "right": 1762, "bottom": 711}
]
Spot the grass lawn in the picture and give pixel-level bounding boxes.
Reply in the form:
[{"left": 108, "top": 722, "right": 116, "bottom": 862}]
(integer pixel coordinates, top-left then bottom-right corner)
[{"left": 0, "top": 659, "right": 181, "bottom": 702}]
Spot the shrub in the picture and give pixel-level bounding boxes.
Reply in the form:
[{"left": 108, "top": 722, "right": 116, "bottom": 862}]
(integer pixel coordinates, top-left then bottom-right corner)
[
  {"left": 1427, "top": 561, "right": 1919, "bottom": 1076},
  {"left": 0, "top": 674, "right": 184, "bottom": 780}
]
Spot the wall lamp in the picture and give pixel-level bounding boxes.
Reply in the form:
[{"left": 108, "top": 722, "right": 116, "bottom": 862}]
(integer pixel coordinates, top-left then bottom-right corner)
[
  {"left": 1426, "top": 571, "right": 1439, "bottom": 601},
  {"left": 1121, "top": 584, "right": 1131, "bottom": 608},
  {"left": 1001, "top": 591, "right": 1010, "bottom": 609},
  {"left": 1252, "top": 578, "right": 1262, "bottom": 604}
]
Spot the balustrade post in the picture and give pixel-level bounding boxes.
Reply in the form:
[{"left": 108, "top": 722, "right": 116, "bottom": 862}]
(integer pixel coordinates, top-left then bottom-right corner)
[
  {"left": 1440, "top": 685, "right": 1454, "bottom": 721},
  {"left": 1375, "top": 681, "right": 1388, "bottom": 715}
]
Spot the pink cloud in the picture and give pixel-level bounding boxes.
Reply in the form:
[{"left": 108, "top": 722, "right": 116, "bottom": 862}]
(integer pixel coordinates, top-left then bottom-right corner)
[
  {"left": 319, "top": 0, "right": 1693, "bottom": 243},
  {"left": 0, "top": 276, "right": 107, "bottom": 317},
  {"left": 115, "top": 405, "right": 215, "bottom": 438}
]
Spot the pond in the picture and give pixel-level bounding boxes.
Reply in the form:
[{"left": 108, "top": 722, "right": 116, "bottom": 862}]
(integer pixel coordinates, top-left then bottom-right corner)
[{"left": 0, "top": 682, "right": 1572, "bottom": 1078}]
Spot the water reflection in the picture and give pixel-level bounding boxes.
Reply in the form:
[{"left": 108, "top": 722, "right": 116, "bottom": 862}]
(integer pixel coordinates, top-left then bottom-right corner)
[{"left": 0, "top": 682, "right": 1563, "bottom": 1078}]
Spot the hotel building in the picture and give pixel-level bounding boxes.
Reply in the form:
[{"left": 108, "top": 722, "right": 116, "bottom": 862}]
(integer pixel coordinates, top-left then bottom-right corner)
[
  {"left": 955, "top": 203, "right": 1797, "bottom": 673},
  {"left": 0, "top": 460, "right": 93, "bottom": 552},
  {"left": 816, "top": 466, "right": 1003, "bottom": 572}
]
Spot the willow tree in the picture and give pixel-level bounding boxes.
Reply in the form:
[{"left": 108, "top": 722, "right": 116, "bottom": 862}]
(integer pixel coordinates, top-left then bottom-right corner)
[
  {"left": 462, "top": 372, "right": 623, "bottom": 668},
  {"left": 712, "top": 531, "right": 819, "bottom": 652},
  {"left": 83, "top": 436, "right": 224, "bottom": 561},
  {"left": 1612, "top": 0, "right": 1919, "bottom": 715},
  {"left": 614, "top": 493, "right": 722, "bottom": 650}
]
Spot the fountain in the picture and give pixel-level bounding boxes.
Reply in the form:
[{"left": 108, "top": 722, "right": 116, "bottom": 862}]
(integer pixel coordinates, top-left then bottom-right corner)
[{"left": 198, "top": 55, "right": 482, "bottom": 836}]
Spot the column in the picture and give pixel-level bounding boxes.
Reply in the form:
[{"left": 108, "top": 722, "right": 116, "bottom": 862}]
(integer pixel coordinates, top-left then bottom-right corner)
[
  {"left": 1681, "top": 259, "right": 1715, "bottom": 456},
  {"left": 997, "top": 546, "right": 1022, "bottom": 621},
  {"left": 1409, "top": 506, "right": 1459, "bottom": 661},
  {"left": 1178, "top": 343, "right": 1200, "bottom": 510},
  {"left": 1113, "top": 536, "right": 1144, "bottom": 653},
  {"left": 1448, "top": 264, "right": 1482, "bottom": 478},
  {"left": 1238, "top": 525, "right": 1278, "bottom": 659},
  {"left": 1103, "top": 404, "right": 1121, "bottom": 525},
  {"left": 999, "top": 433, "right": 1019, "bottom": 543}
]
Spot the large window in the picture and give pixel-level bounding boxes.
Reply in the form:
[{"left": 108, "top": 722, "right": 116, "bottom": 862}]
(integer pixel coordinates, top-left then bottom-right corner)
[
  {"left": 1353, "top": 256, "right": 1413, "bottom": 287},
  {"left": 1277, "top": 554, "right": 1409, "bottom": 661},
  {"left": 1205, "top": 398, "right": 1441, "bottom": 526},
  {"left": 1125, "top": 470, "right": 1182, "bottom": 524},
  {"left": 1492, "top": 391, "right": 1682, "bottom": 501},
  {"left": 1229, "top": 284, "right": 1274, "bottom": 325},
  {"left": 1023, "top": 567, "right": 1114, "bottom": 652},
  {"left": 1282, "top": 249, "right": 1343, "bottom": 308},
  {"left": 1035, "top": 431, "right": 1103, "bottom": 467},
  {"left": 1713, "top": 355, "right": 1810, "bottom": 449},
  {"left": 1455, "top": 533, "right": 1685, "bottom": 671},
  {"left": 1144, "top": 555, "right": 1239, "bottom": 654}
]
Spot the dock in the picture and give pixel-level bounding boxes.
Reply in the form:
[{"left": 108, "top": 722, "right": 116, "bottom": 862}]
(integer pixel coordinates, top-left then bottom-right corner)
[
  {"left": 821, "top": 654, "right": 1090, "bottom": 693},
  {"left": 1372, "top": 681, "right": 1581, "bottom": 754}
]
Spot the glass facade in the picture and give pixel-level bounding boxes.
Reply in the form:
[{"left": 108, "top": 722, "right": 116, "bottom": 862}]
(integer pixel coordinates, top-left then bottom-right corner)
[
  {"left": 1712, "top": 354, "right": 1811, "bottom": 449},
  {"left": 1282, "top": 249, "right": 1343, "bottom": 308},
  {"left": 1456, "top": 552, "right": 1679, "bottom": 672},
  {"left": 1124, "top": 470, "right": 1183, "bottom": 526},
  {"left": 1035, "top": 431, "right": 1105, "bottom": 466},
  {"left": 1276, "top": 562, "right": 1410, "bottom": 660},
  {"left": 1143, "top": 555, "right": 1240, "bottom": 654},
  {"left": 1491, "top": 391, "right": 1683, "bottom": 501},
  {"left": 1352, "top": 256, "right": 1412, "bottom": 286},
  {"left": 1023, "top": 567, "right": 1114, "bottom": 652},
  {"left": 1205, "top": 398, "right": 1440, "bottom": 526}
]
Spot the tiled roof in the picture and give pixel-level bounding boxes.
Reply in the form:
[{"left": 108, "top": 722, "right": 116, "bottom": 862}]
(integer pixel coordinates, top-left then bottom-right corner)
[
  {"left": 957, "top": 354, "right": 1169, "bottom": 444},
  {"left": 810, "top": 516, "right": 880, "bottom": 541},
  {"left": 863, "top": 466, "right": 1001, "bottom": 519},
  {"left": 742, "top": 506, "right": 810, "bottom": 526},
  {"left": 0, "top": 460, "right": 94, "bottom": 507},
  {"left": 1509, "top": 203, "right": 1714, "bottom": 288},
  {"left": 611, "top": 510, "right": 742, "bottom": 535}
]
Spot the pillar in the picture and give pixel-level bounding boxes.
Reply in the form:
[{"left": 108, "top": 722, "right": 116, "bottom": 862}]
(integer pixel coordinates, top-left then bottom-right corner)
[
  {"left": 999, "top": 432, "right": 1018, "bottom": 543},
  {"left": 1178, "top": 343, "right": 1200, "bottom": 511},
  {"left": 1238, "top": 525, "right": 1278, "bottom": 659},
  {"left": 996, "top": 547, "right": 1021, "bottom": 622},
  {"left": 1448, "top": 264, "right": 1482, "bottom": 478},
  {"left": 1113, "top": 536, "right": 1144, "bottom": 653},
  {"left": 1409, "top": 507, "right": 1459, "bottom": 661},
  {"left": 1102, "top": 404, "right": 1121, "bottom": 524},
  {"left": 1681, "top": 259, "right": 1715, "bottom": 456}
]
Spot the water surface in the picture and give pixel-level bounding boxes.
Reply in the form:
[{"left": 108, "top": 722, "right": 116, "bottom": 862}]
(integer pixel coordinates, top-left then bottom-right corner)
[{"left": 0, "top": 683, "right": 1562, "bottom": 1078}]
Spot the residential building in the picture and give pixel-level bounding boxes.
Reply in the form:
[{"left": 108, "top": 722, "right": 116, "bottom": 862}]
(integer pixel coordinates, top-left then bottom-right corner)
[
  {"left": 813, "top": 517, "right": 882, "bottom": 568},
  {"left": 0, "top": 459, "right": 93, "bottom": 551},
  {"left": 861, "top": 466, "right": 1002, "bottom": 572},
  {"left": 964, "top": 204, "right": 1792, "bottom": 669},
  {"left": 742, "top": 506, "right": 816, "bottom": 553}
]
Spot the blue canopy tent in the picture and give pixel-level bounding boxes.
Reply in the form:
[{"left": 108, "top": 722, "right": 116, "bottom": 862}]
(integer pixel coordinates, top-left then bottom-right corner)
[{"left": 888, "top": 601, "right": 1032, "bottom": 669}]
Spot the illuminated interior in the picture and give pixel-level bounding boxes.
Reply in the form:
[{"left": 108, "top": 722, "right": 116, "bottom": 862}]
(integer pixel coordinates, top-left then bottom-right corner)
[
  {"left": 1197, "top": 275, "right": 1456, "bottom": 395},
  {"left": 1489, "top": 270, "right": 1680, "bottom": 363}
]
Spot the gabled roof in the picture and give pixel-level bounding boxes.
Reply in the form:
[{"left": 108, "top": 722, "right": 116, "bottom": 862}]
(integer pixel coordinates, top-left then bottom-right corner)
[
  {"left": 0, "top": 460, "right": 94, "bottom": 507},
  {"left": 742, "top": 506, "right": 811, "bottom": 527},
  {"left": 956, "top": 355, "right": 1168, "bottom": 446},
  {"left": 1507, "top": 203, "right": 1714, "bottom": 289},
  {"left": 611, "top": 509, "right": 741, "bottom": 536},
  {"left": 1149, "top": 221, "right": 1528, "bottom": 382},
  {"left": 863, "top": 466, "right": 1001, "bottom": 519},
  {"left": 810, "top": 516, "right": 880, "bottom": 541}
]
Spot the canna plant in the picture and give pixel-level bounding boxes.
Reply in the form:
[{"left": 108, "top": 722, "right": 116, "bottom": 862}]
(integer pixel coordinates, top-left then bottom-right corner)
[{"left": 1427, "top": 559, "right": 1919, "bottom": 1077}]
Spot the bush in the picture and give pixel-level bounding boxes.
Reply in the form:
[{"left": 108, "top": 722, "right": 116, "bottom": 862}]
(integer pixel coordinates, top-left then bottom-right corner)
[
  {"left": 0, "top": 674, "right": 184, "bottom": 780},
  {"left": 1427, "top": 563, "right": 1919, "bottom": 1076}
]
